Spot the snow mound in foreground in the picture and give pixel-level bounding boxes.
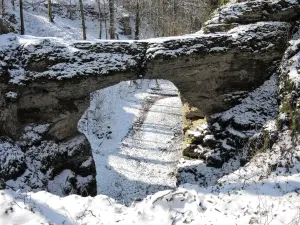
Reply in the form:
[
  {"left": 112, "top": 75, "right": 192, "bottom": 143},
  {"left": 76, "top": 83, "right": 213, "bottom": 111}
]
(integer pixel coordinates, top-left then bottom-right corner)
[{"left": 2, "top": 130, "right": 300, "bottom": 225}]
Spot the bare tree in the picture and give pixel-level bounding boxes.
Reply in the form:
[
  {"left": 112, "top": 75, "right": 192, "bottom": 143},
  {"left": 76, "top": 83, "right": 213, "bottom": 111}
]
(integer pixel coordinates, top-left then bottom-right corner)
[
  {"left": 78, "top": 0, "right": 86, "bottom": 40},
  {"left": 96, "top": 0, "right": 102, "bottom": 39},
  {"left": 134, "top": 0, "right": 140, "bottom": 40},
  {"left": 48, "top": 0, "right": 53, "bottom": 22},
  {"left": 120, "top": 0, "right": 218, "bottom": 38},
  {"left": 11, "top": 0, "right": 15, "bottom": 11},
  {"left": 1, "top": 0, "right": 5, "bottom": 16},
  {"left": 103, "top": 0, "right": 108, "bottom": 39},
  {"left": 19, "top": 0, "right": 24, "bottom": 34},
  {"left": 109, "top": 0, "right": 115, "bottom": 39}
]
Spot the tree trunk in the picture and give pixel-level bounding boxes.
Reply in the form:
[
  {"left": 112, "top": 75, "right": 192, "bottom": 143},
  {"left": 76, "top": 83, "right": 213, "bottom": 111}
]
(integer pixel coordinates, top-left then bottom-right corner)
[
  {"left": 19, "top": 0, "right": 24, "bottom": 35},
  {"left": 172, "top": 0, "right": 176, "bottom": 35},
  {"left": 109, "top": 0, "right": 115, "bottom": 39},
  {"left": 1, "top": 0, "right": 5, "bottom": 16},
  {"left": 96, "top": 0, "right": 102, "bottom": 39},
  {"left": 104, "top": 0, "right": 108, "bottom": 39},
  {"left": 11, "top": 0, "right": 15, "bottom": 11},
  {"left": 78, "top": 0, "right": 86, "bottom": 40},
  {"left": 48, "top": 0, "right": 53, "bottom": 22},
  {"left": 134, "top": 0, "right": 140, "bottom": 40}
]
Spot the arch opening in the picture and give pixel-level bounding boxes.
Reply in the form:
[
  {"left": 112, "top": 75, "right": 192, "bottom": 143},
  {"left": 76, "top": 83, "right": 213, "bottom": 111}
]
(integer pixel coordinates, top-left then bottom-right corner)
[{"left": 78, "top": 79, "right": 184, "bottom": 205}]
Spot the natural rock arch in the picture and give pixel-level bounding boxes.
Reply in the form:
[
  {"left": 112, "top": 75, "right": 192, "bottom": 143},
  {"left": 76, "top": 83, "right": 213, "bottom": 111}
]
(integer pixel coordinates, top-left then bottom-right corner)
[
  {"left": 1, "top": 0, "right": 300, "bottom": 199},
  {"left": 0, "top": 22, "right": 289, "bottom": 141}
]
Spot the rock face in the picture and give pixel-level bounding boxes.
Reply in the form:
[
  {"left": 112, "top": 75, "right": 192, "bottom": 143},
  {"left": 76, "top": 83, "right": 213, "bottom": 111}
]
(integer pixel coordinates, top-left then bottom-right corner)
[
  {"left": 178, "top": 0, "right": 300, "bottom": 179},
  {"left": 183, "top": 75, "right": 278, "bottom": 168},
  {"left": 177, "top": 0, "right": 300, "bottom": 171},
  {"left": 0, "top": 21, "right": 291, "bottom": 141},
  {"left": 0, "top": 0, "right": 300, "bottom": 194},
  {"left": 204, "top": 0, "right": 300, "bottom": 33},
  {"left": 146, "top": 21, "right": 288, "bottom": 117},
  {"left": 278, "top": 21, "right": 300, "bottom": 131},
  {"left": 0, "top": 137, "right": 26, "bottom": 181},
  {"left": 0, "top": 123, "right": 97, "bottom": 196},
  {"left": 0, "top": 39, "right": 147, "bottom": 140}
]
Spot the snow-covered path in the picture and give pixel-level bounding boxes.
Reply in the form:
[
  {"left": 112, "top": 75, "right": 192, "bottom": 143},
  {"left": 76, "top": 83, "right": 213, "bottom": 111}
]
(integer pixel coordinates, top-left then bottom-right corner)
[{"left": 78, "top": 79, "right": 183, "bottom": 205}]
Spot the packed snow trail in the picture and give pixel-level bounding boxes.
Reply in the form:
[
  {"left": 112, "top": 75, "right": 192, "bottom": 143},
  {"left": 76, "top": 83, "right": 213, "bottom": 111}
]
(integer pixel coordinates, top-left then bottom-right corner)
[{"left": 78, "top": 79, "right": 183, "bottom": 205}]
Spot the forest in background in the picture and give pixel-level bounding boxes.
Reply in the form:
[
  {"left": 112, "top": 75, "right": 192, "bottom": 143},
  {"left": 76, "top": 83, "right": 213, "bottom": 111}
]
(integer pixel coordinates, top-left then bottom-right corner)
[{"left": 0, "top": 0, "right": 222, "bottom": 40}]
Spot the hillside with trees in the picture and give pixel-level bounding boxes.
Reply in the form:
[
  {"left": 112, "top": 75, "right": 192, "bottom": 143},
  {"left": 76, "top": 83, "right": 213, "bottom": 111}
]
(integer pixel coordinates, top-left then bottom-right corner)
[{"left": 0, "top": 0, "right": 220, "bottom": 40}]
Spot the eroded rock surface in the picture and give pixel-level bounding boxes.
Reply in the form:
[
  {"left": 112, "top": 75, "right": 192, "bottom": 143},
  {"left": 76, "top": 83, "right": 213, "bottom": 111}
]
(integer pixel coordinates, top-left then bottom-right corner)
[
  {"left": 204, "top": 0, "right": 300, "bottom": 33},
  {"left": 0, "top": 124, "right": 96, "bottom": 197},
  {"left": 0, "top": 20, "right": 291, "bottom": 141},
  {"left": 178, "top": 19, "right": 300, "bottom": 187},
  {"left": 0, "top": 0, "right": 300, "bottom": 197}
]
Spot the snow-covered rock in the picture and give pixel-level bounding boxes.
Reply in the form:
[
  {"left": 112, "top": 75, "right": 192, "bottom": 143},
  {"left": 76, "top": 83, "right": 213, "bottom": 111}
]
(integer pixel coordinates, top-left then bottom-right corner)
[
  {"left": 204, "top": 0, "right": 300, "bottom": 33},
  {"left": 0, "top": 21, "right": 290, "bottom": 141},
  {"left": 180, "top": 20, "right": 300, "bottom": 186},
  {"left": 0, "top": 137, "right": 25, "bottom": 182},
  {"left": 0, "top": 124, "right": 97, "bottom": 197},
  {"left": 278, "top": 20, "right": 300, "bottom": 131}
]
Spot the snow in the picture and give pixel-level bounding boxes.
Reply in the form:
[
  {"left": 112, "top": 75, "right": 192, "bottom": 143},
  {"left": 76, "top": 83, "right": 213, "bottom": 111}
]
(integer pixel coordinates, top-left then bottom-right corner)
[
  {"left": 5, "top": 91, "right": 18, "bottom": 99},
  {"left": 80, "top": 157, "right": 93, "bottom": 168},
  {"left": 0, "top": 33, "right": 144, "bottom": 84},
  {"left": 47, "top": 169, "right": 76, "bottom": 196},
  {"left": 78, "top": 79, "right": 183, "bottom": 205},
  {"left": 206, "top": 1, "right": 247, "bottom": 25},
  {"left": 0, "top": 139, "right": 24, "bottom": 177},
  {"left": 285, "top": 51, "right": 300, "bottom": 87},
  {"left": 205, "top": 0, "right": 300, "bottom": 26},
  {"left": 2, "top": 137, "right": 300, "bottom": 225},
  {"left": 219, "top": 74, "right": 278, "bottom": 131}
]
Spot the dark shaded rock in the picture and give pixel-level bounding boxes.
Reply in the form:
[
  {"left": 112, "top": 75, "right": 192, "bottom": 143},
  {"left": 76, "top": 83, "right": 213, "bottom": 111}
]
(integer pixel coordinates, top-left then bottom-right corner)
[
  {"left": 0, "top": 18, "right": 15, "bottom": 34},
  {"left": 184, "top": 74, "right": 279, "bottom": 168},
  {"left": 0, "top": 178, "right": 5, "bottom": 189},
  {"left": 206, "top": 151, "right": 224, "bottom": 168},
  {"left": 4, "top": 13, "right": 17, "bottom": 24},
  {"left": 204, "top": 23, "right": 239, "bottom": 33}
]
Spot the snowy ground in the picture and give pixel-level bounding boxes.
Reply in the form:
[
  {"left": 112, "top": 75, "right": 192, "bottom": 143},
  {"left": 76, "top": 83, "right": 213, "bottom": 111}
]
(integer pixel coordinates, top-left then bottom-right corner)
[
  {"left": 78, "top": 79, "right": 183, "bottom": 205},
  {"left": 2, "top": 130, "right": 300, "bottom": 225}
]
